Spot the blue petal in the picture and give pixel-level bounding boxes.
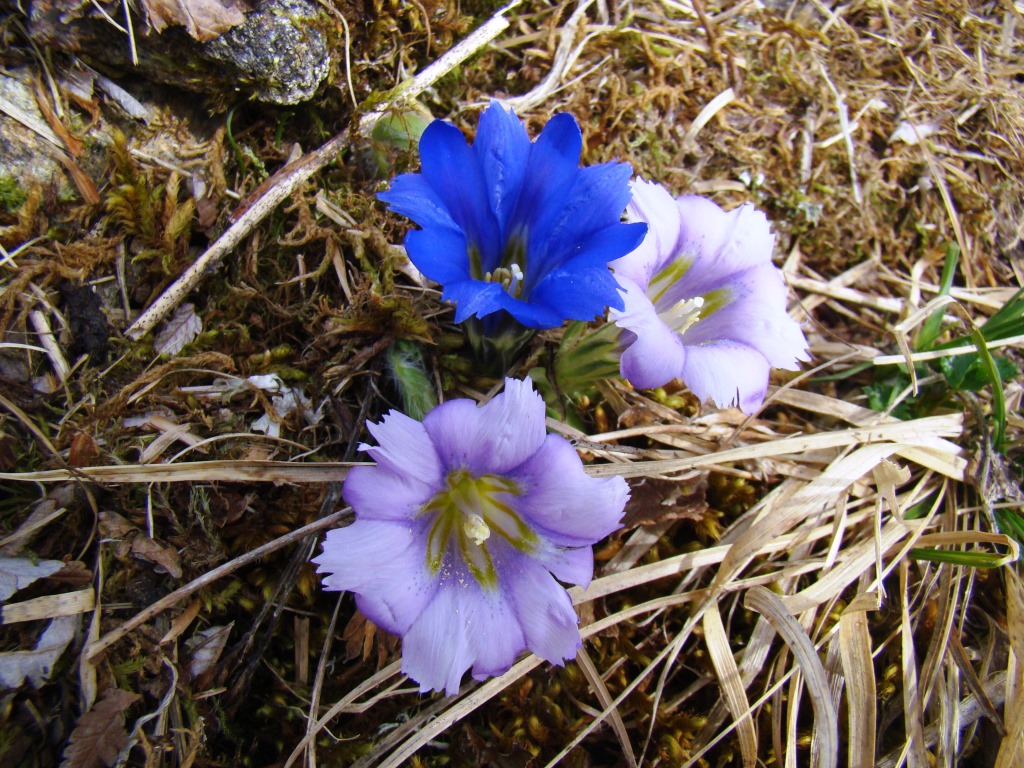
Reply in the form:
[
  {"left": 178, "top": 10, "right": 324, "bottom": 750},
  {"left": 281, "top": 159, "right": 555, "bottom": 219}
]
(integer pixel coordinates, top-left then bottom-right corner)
[
  {"left": 523, "top": 161, "right": 636, "bottom": 287},
  {"left": 474, "top": 103, "right": 531, "bottom": 236},
  {"left": 505, "top": 113, "right": 583, "bottom": 252},
  {"left": 419, "top": 119, "right": 503, "bottom": 270},
  {"left": 404, "top": 228, "right": 472, "bottom": 285},
  {"left": 377, "top": 173, "right": 458, "bottom": 232}
]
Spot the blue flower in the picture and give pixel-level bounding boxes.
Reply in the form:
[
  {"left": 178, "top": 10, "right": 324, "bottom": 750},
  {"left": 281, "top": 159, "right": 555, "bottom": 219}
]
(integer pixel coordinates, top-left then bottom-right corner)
[
  {"left": 378, "top": 103, "right": 647, "bottom": 329},
  {"left": 313, "top": 378, "right": 628, "bottom": 695}
]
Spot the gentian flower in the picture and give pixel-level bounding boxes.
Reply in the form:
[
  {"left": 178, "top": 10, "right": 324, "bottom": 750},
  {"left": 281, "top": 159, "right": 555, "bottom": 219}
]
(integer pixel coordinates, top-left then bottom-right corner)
[
  {"left": 378, "top": 102, "right": 647, "bottom": 329},
  {"left": 609, "top": 180, "right": 809, "bottom": 413},
  {"left": 313, "top": 378, "right": 628, "bottom": 695}
]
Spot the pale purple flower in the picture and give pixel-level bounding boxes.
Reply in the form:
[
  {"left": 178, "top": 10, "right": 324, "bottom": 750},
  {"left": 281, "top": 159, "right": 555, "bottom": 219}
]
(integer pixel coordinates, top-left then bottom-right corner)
[
  {"left": 609, "top": 180, "right": 809, "bottom": 413},
  {"left": 313, "top": 378, "right": 628, "bottom": 695}
]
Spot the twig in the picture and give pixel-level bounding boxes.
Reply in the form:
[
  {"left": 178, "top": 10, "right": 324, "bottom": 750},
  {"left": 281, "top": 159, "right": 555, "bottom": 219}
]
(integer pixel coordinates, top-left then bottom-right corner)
[{"left": 127, "top": 2, "right": 521, "bottom": 340}]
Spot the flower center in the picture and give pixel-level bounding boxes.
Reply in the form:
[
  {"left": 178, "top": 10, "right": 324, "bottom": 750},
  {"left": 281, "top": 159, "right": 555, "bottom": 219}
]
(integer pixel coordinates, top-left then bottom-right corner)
[
  {"left": 659, "top": 295, "right": 705, "bottom": 335},
  {"left": 483, "top": 263, "right": 524, "bottom": 298},
  {"left": 419, "top": 469, "right": 538, "bottom": 589}
]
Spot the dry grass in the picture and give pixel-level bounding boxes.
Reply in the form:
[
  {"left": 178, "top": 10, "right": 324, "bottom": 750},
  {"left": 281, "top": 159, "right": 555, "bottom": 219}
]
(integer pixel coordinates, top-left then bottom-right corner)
[{"left": 1, "top": 0, "right": 1023, "bottom": 766}]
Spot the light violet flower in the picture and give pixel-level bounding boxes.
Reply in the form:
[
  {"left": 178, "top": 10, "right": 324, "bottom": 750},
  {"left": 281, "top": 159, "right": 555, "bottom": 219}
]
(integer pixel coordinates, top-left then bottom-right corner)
[
  {"left": 313, "top": 378, "right": 628, "bottom": 695},
  {"left": 378, "top": 102, "right": 646, "bottom": 329},
  {"left": 609, "top": 180, "right": 809, "bottom": 413}
]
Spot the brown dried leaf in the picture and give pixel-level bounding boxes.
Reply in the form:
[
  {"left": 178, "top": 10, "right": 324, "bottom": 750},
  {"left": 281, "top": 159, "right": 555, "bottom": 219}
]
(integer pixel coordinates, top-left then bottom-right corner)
[
  {"left": 98, "top": 512, "right": 182, "bottom": 579},
  {"left": 620, "top": 476, "right": 708, "bottom": 529},
  {"left": 138, "top": 0, "right": 250, "bottom": 43},
  {"left": 60, "top": 687, "right": 141, "bottom": 768}
]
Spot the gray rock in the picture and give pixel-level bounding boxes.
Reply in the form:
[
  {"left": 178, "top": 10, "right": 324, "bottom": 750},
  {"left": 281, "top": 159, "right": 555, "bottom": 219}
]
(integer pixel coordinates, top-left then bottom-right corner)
[
  {"left": 201, "top": 0, "right": 330, "bottom": 105},
  {"left": 26, "top": 0, "right": 331, "bottom": 106}
]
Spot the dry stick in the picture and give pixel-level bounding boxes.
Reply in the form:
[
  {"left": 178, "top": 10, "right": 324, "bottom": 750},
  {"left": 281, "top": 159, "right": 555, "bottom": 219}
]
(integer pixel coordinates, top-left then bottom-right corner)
[
  {"left": 86, "top": 508, "right": 351, "bottom": 661},
  {"left": 126, "top": 1, "right": 521, "bottom": 340}
]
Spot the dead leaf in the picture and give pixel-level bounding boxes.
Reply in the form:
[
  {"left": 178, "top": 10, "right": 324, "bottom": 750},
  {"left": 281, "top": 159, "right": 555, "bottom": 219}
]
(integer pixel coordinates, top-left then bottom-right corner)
[
  {"left": 69, "top": 432, "right": 101, "bottom": 468},
  {"left": 99, "top": 512, "right": 182, "bottom": 579},
  {"left": 60, "top": 687, "right": 141, "bottom": 768},
  {"left": 0, "top": 556, "right": 64, "bottom": 601},
  {"left": 153, "top": 303, "right": 202, "bottom": 357},
  {"left": 138, "top": 0, "right": 250, "bottom": 43},
  {"left": 186, "top": 623, "right": 233, "bottom": 679},
  {"left": 0, "top": 615, "right": 78, "bottom": 689},
  {"left": 621, "top": 476, "right": 709, "bottom": 529}
]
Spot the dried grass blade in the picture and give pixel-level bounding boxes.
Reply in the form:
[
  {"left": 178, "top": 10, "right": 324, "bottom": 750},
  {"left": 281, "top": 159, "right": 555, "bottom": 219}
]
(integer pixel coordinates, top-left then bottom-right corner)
[
  {"left": 995, "top": 570, "right": 1024, "bottom": 768},
  {"left": 899, "top": 560, "right": 929, "bottom": 768},
  {"left": 703, "top": 602, "right": 757, "bottom": 768},
  {"left": 744, "top": 587, "right": 838, "bottom": 768},
  {"left": 0, "top": 588, "right": 95, "bottom": 624},
  {"left": 0, "top": 460, "right": 355, "bottom": 484},
  {"left": 838, "top": 602, "right": 876, "bottom": 768},
  {"left": 575, "top": 646, "right": 637, "bottom": 768}
]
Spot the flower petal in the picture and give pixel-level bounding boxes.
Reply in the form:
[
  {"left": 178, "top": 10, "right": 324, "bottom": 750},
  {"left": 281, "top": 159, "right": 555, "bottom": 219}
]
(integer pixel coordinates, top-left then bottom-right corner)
[
  {"left": 364, "top": 409, "right": 443, "bottom": 485},
  {"left": 512, "top": 434, "right": 628, "bottom": 547},
  {"left": 506, "top": 559, "right": 582, "bottom": 665},
  {"left": 610, "top": 276, "right": 687, "bottom": 389},
  {"left": 679, "top": 265, "right": 810, "bottom": 369},
  {"left": 377, "top": 173, "right": 458, "bottom": 232},
  {"left": 418, "top": 119, "right": 503, "bottom": 270},
  {"left": 536, "top": 544, "right": 593, "bottom": 587},
  {"left": 423, "top": 378, "right": 547, "bottom": 475},
  {"left": 313, "top": 519, "right": 437, "bottom": 636},
  {"left": 401, "top": 574, "right": 526, "bottom": 694},
  {"left": 673, "top": 197, "right": 776, "bottom": 297},
  {"left": 474, "top": 102, "right": 531, "bottom": 234},
  {"left": 678, "top": 341, "right": 773, "bottom": 413},
  {"left": 528, "top": 221, "right": 647, "bottom": 319},
  {"left": 402, "top": 227, "right": 473, "bottom": 286},
  {"left": 527, "top": 162, "right": 637, "bottom": 282},
  {"left": 609, "top": 178, "right": 682, "bottom": 288}
]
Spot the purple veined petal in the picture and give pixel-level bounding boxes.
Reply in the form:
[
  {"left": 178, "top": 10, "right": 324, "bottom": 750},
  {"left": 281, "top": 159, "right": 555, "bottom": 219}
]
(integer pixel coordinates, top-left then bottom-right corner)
[
  {"left": 506, "top": 557, "right": 582, "bottom": 665},
  {"left": 343, "top": 464, "right": 436, "bottom": 522},
  {"left": 609, "top": 178, "right": 684, "bottom": 289},
  {"left": 677, "top": 266, "right": 810, "bottom": 369},
  {"left": 313, "top": 519, "right": 437, "bottom": 636},
  {"left": 473, "top": 102, "right": 531, "bottom": 234},
  {"left": 610, "top": 276, "right": 687, "bottom": 390},
  {"left": 418, "top": 119, "right": 503, "bottom": 271},
  {"left": 677, "top": 340, "right": 773, "bottom": 413},
  {"left": 401, "top": 586, "right": 475, "bottom": 695},
  {"left": 401, "top": 571, "right": 527, "bottom": 694},
  {"left": 362, "top": 410, "right": 444, "bottom": 490},
  {"left": 511, "top": 434, "right": 628, "bottom": 547},
  {"left": 422, "top": 378, "right": 547, "bottom": 475},
  {"left": 535, "top": 543, "right": 594, "bottom": 588},
  {"left": 673, "top": 197, "right": 776, "bottom": 297}
]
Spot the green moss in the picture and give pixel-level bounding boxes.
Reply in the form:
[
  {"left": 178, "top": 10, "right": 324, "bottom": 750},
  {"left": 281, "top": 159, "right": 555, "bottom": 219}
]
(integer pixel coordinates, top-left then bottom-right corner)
[{"left": 0, "top": 176, "right": 26, "bottom": 214}]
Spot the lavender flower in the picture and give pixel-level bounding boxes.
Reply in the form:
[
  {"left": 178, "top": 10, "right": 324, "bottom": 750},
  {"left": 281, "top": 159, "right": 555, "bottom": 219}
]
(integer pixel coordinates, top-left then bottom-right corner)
[
  {"left": 313, "top": 378, "right": 628, "bottom": 695},
  {"left": 609, "top": 180, "right": 809, "bottom": 413},
  {"left": 378, "top": 103, "right": 647, "bottom": 329}
]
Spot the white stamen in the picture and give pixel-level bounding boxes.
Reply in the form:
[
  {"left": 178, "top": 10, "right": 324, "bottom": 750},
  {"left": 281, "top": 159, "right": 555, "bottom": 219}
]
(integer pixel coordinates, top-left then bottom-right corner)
[
  {"left": 510, "top": 263, "right": 524, "bottom": 281},
  {"left": 463, "top": 513, "right": 490, "bottom": 546},
  {"left": 660, "top": 295, "right": 705, "bottom": 334}
]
